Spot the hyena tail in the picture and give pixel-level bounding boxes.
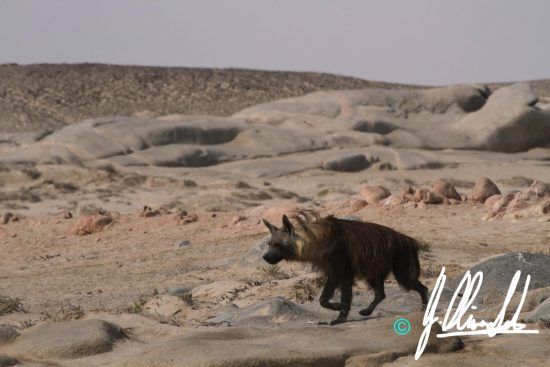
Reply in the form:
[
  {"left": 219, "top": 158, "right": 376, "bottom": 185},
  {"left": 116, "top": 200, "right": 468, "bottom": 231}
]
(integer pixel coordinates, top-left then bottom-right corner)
[
  {"left": 392, "top": 235, "right": 429, "bottom": 306},
  {"left": 391, "top": 235, "right": 422, "bottom": 291}
]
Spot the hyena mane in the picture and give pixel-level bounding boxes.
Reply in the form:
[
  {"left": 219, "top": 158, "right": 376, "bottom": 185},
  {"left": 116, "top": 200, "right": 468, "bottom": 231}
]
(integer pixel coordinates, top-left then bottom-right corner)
[{"left": 263, "top": 209, "right": 428, "bottom": 324}]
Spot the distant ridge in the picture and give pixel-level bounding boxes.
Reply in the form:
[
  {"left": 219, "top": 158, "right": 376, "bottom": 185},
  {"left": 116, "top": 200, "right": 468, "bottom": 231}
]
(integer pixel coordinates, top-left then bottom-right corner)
[{"left": 0, "top": 63, "right": 420, "bottom": 133}]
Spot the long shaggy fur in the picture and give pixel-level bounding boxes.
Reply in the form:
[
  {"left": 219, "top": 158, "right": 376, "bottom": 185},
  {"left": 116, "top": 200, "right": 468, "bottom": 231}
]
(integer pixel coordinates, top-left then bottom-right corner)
[
  {"left": 291, "top": 210, "right": 422, "bottom": 290},
  {"left": 263, "top": 209, "right": 428, "bottom": 324}
]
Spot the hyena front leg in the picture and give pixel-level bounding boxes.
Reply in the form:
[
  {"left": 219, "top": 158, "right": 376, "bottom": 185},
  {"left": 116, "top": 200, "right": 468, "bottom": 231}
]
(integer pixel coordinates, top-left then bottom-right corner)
[
  {"left": 319, "top": 276, "right": 340, "bottom": 311},
  {"left": 330, "top": 275, "right": 353, "bottom": 325}
]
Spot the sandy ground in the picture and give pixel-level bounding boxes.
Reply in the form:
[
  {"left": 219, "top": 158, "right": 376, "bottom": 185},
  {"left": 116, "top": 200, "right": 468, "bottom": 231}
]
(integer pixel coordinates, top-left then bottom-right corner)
[{"left": 1, "top": 77, "right": 549, "bottom": 366}]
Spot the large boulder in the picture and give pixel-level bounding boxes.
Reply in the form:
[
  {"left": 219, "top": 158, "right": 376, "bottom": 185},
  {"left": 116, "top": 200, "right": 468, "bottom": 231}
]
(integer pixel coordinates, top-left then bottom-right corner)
[
  {"left": 122, "top": 312, "right": 463, "bottom": 367},
  {"left": 454, "top": 83, "right": 550, "bottom": 152},
  {"left": 3, "top": 319, "right": 126, "bottom": 360},
  {"left": 525, "top": 297, "right": 550, "bottom": 326},
  {"left": 448, "top": 252, "right": 550, "bottom": 307}
]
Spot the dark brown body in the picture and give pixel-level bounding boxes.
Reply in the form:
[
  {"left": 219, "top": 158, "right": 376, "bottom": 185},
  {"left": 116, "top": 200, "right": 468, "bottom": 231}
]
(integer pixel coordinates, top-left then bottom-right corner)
[{"left": 262, "top": 211, "right": 428, "bottom": 324}]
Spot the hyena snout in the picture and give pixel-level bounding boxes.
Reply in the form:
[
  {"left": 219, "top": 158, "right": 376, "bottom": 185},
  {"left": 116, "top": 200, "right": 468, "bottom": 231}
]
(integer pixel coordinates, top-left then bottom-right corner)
[{"left": 262, "top": 251, "right": 283, "bottom": 265}]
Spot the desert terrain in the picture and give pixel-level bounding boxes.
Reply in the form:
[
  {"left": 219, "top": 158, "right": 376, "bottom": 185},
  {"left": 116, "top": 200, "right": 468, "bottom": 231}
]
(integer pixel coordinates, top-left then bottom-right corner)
[{"left": 0, "top": 64, "right": 549, "bottom": 367}]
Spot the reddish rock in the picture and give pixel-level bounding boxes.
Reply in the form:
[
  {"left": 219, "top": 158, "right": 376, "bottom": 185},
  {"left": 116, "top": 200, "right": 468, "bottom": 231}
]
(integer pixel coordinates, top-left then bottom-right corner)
[
  {"left": 490, "top": 193, "right": 516, "bottom": 214},
  {"left": 174, "top": 210, "right": 198, "bottom": 224},
  {"left": 484, "top": 195, "right": 502, "bottom": 210},
  {"left": 139, "top": 205, "right": 160, "bottom": 218},
  {"left": 71, "top": 212, "right": 114, "bottom": 235},
  {"left": 400, "top": 186, "right": 416, "bottom": 202},
  {"left": 383, "top": 195, "right": 405, "bottom": 206},
  {"left": 525, "top": 180, "right": 549, "bottom": 197},
  {"left": 360, "top": 185, "right": 390, "bottom": 205},
  {"left": 412, "top": 189, "right": 445, "bottom": 204},
  {"left": 432, "top": 178, "right": 461, "bottom": 200},
  {"left": 470, "top": 177, "right": 501, "bottom": 203},
  {"left": 351, "top": 199, "right": 367, "bottom": 212}
]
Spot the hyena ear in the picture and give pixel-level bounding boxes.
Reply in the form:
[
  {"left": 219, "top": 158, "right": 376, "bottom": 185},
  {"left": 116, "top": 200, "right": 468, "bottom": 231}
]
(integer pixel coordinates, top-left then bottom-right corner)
[
  {"left": 262, "top": 219, "right": 277, "bottom": 234},
  {"left": 282, "top": 215, "right": 294, "bottom": 234}
]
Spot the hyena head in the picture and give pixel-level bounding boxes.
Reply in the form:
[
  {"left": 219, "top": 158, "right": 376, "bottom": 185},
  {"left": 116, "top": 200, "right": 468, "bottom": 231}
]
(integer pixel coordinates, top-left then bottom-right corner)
[{"left": 262, "top": 215, "right": 299, "bottom": 265}]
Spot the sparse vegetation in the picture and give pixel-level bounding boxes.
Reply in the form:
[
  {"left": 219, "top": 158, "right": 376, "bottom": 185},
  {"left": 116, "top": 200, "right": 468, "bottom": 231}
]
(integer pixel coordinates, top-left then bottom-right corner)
[
  {"left": 0, "top": 295, "right": 24, "bottom": 315},
  {"left": 96, "top": 163, "right": 118, "bottom": 175},
  {"left": 316, "top": 188, "right": 333, "bottom": 197},
  {"left": 177, "top": 289, "right": 194, "bottom": 306},
  {"left": 258, "top": 265, "right": 295, "bottom": 281},
  {"left": 20, "top": 166, "right": 41, "bottom": 180},
  {"left": 417, "top": 240, "right": 432, "bottom": 253},
  {"left": 0, "top": 355, "right": 19, "bottom": 367},
  {"left": 126, "top": 289, "right": 159, "bottom": 314},
  {"left": 292, "top": 279, "right": 320, "bottom": 303},
  {"left": 44, "top": 303, "right": 85, "bottom": 322}
]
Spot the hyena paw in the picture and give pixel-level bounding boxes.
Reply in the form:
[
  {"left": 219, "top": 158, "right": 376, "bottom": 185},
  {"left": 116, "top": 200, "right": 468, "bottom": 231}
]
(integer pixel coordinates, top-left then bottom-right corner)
[
  {"left": 359, "top": 308, "right": 373, "bottom": 316},
  {"left": 329, "top": 317, "right": 347, "bottom": 325}
]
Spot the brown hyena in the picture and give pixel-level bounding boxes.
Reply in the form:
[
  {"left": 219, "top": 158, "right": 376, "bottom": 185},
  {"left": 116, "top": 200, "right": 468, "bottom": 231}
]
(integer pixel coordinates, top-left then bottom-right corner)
[{"left": 262, "top": 210, "right": 428, "bottom": 325}]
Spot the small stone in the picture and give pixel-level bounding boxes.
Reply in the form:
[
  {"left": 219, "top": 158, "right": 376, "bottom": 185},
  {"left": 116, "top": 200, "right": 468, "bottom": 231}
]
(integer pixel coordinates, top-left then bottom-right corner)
[
  {"left": 525, "top": 180, "right": 549, "bottom": 197},
  {"left": 1, "top": 212, "right": 13, "bottom": 225},
  {"left": 144, "top": 295, "right": 189, "bottom": 318},
  {"left": 71, "top": 211, "right": 114, "bottom": 235},
  {"left": 231, "top": 216, "right": 246, "bottom": 225},
  {"left": 470, "top": 177, "right": 501, "bottom": 203},
  {"left": 139, "top": 205, "right": 160, "bottom": 218},
  {"left": 175, "top": 240, "right": 191, "bottom": 249},
  {"left": 432, "top": 178, "right": 461, "bottom": 200},
  {"left": 351, "top": 199, "right": 367, "bottom": 212},
  {"left": 383, "top": 195, "right": 405, "bottom": 206},
  {"left": 360, "top": 185, "right": 391, "bottom": 205}
]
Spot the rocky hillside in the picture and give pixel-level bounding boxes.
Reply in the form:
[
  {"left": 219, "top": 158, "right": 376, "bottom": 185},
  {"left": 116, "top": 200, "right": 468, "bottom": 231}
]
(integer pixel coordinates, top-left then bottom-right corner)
[{"left": 0, "top": 63, "right": 420, "bottom": 133}]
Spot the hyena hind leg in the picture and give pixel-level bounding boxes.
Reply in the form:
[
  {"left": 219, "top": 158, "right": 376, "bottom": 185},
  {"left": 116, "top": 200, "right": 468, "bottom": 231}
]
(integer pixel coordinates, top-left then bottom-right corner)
[
  {"left": 412, "top": 280, "right": 429, "bottom": 309},
  {"left": 359, "top": 279, "right": 385, "bottom": 317}
]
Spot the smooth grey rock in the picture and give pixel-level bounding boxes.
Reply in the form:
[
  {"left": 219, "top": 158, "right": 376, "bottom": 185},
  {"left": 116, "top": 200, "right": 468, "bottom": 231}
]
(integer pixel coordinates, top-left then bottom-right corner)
[
  {"left": 175, "top": 240, "right": 191, "bottom": 249},
  {"left": 239, "top": 235, "right": 270, "bottom": 266},
  {"left": 166, "top": 285, "right": 194, "bottom": 298},
  {"left": 525, "top": 297, "right": 550, "bottom": 326},
  {"left": 448, "top": 252, "right": 550, "bottom": 307},
  {"left": 3, "top": 319, "right": 126, "bottom": 360},
  {"left": 122, "top": 312, "right": 463, "bottom": 367},
  {"left": 454, "top": 83, "right": 550, "bottom": 152},
  {"left": 322, "top": 154, "right": 370, "bottom": 172},
  {"left": 0, "top": 326, "right": 19, "bottom": 345},
  {"left": 208, "top": 297, "right": 313, "bottom": 326}
]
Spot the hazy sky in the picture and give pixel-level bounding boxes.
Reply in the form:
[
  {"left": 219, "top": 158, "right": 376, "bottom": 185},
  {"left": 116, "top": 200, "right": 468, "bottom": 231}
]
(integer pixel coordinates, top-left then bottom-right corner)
[{"left": 1, "top": 0, "right": 549, "bottom": 85}]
